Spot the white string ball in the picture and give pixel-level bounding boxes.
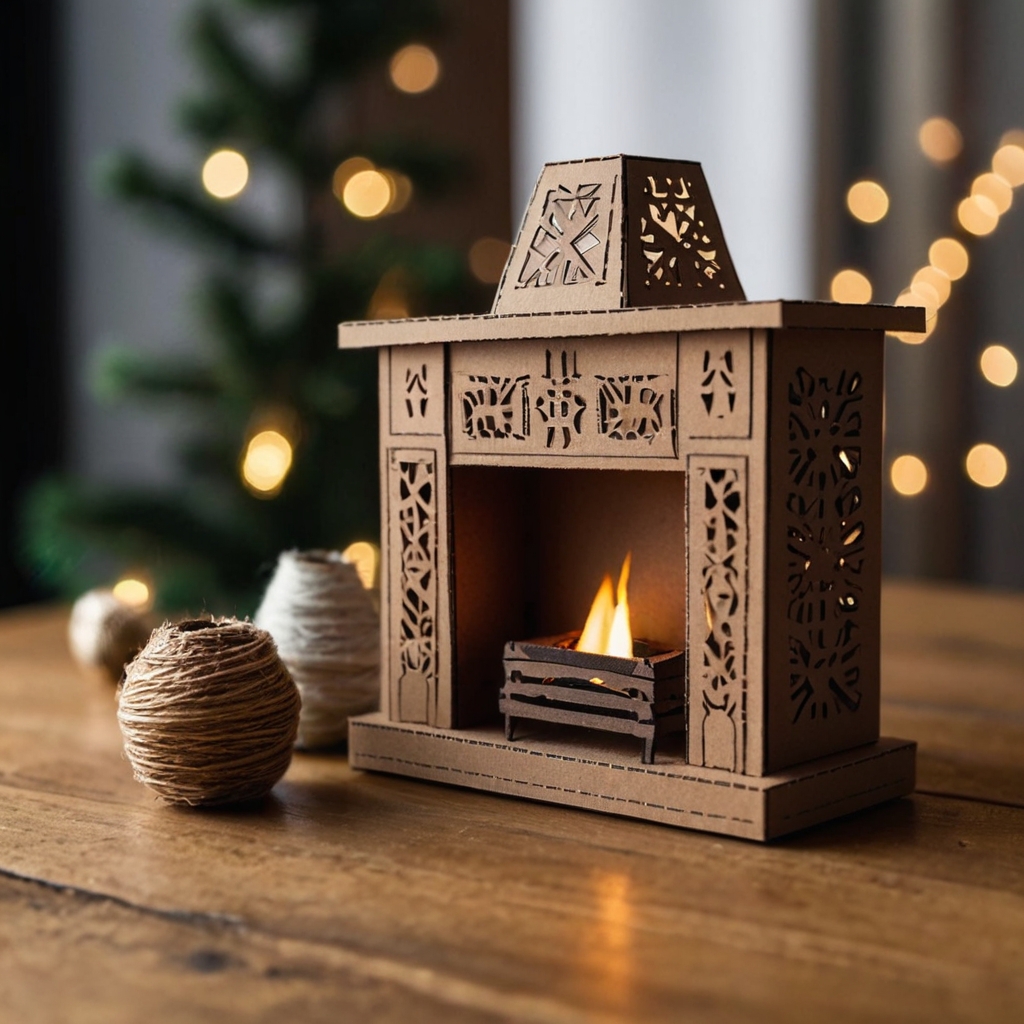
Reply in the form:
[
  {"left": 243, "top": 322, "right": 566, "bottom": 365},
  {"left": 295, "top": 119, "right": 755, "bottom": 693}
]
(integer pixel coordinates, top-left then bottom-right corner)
[
  {"left": 117, "top": 618, "right": 300, "bottom": 806},
  {"left": 68, "top": 588, "right": 155, "bottom": 683},
  {"left": 255, "top": 549, "right": 380, "bottom": 750}
]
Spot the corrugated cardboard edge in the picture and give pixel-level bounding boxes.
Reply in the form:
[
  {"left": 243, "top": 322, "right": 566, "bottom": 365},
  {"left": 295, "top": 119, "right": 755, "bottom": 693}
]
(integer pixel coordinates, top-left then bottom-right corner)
[
  {"left": 338, "top": 301, "right": 926, "bottom": 350},
  {"left": 348, "top": 713, "right": 916, "bottom": 842}
]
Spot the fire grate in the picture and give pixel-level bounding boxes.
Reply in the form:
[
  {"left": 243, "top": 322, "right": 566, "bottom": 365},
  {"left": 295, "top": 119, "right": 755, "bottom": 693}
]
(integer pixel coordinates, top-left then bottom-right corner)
[{"left": 500, "top": 633, "right": 686, "bottom": 763}]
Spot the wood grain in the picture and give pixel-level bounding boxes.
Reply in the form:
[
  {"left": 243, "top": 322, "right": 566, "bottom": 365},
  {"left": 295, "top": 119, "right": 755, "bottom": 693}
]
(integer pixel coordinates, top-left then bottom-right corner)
[{"left": 1, "top": 583, "right": 1023, "bottom": 1022}]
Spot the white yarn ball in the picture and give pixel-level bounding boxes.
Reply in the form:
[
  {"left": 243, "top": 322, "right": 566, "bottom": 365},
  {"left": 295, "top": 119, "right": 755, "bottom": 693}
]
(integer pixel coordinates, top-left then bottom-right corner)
[
  {"left": 255, "top": 549, "right": 379, "bottom": 749},
  {"left": 68, "top": 588, "right": 154, "bottom": 683}
]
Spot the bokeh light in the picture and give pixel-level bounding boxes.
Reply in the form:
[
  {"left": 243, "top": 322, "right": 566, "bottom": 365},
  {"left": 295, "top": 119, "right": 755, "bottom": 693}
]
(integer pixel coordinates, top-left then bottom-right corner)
[
  {"left": 911, "top": 266, "right": 951, "bottom": 307},
  {"left": 992, "top": 143, "right": 1024, "bottom": 187},
  {"left": 368, "top": 268, "right": 410, "bottom": 320},
  {"left": 242, "top": 430, "right": 293, "bottom": 496},
  {"left": 468, "top": 237, "right": 512, "bottom": 284},
  {"left": 389, "top": 44, "right": 441, "bottom": 94},
  {"left": 830, "top": 268, "right": 872, "bottom": 304},
  {"left": 384, "top": 171, "right": 414, "bottom": 213},
  {"left": 343, "top": 169, "right": 393, "bottom": 219},
  {"left": 112, "top": 577, "right": 152, "bottom": 608},
  {"left": 846, "top": 180, "right": 890, "bottom": 223},
  {"left": 918, "top": 117, "right": 963, "bottom": 163},
  {"left": 957, "top": 194, "right": 999, "bottom": 235},
  {"left": 890, "top": 455, "right": 928, "bottom": 496},
  {"left": 332, "top": 156, "right": 374, "bottom": 201},
  {"left": 980, "top": 344, "right": 1018, "bottom": 387},
  {"left": 892, "top": 290, "right": 936, "bottom": 345},
  {"left": 342, "top": 541, "right": 380, "bottom": 590},
  {"left": 971, "top": 172, "right": 1013, "bottom": 214},
  {"left": 201, "top": 149, "right": 249, "bottom": 200},
  {"left": 965, "top": 443, "right": 1008, "bottom": 488},
  {"left": 928, "top": 237, "right": 969, "bottom": 280}
]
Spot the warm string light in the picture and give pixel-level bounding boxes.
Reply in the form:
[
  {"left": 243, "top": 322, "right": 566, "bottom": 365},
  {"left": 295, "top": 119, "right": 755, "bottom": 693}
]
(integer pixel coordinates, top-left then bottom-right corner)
[
  {"left": 113, "top": 576, "right": 153, "bottom": 609},
  {"left": 367, "top": 267, "right": 411, "bottom": 320},
  {"left": 846, "top": 180, "right": 890, "bottom": 223},
  {"left": 980, "top": 345, "right": 1018, "bottom": 387},
  {"left": 890, "top": 455, "right": 928, "bottom": 497},
  {"left": 830, "top": 268, "right": 872, "bottom": 304},
  {"left": 242, "top": 429, "right": 294, "bottom": 497},
  {"left": 888, "top": 126, "right": 1024, "bottom": 346},
  {"left": 919, "top": 116, "right": 963, "bottom": 163},
  {"left": 332, "top": 157, "right": 412, "bottom": 220},
  {"left": 389, "top": 43, "right": 441, "bottom": 94},
  {"left": 202, "top": 149, "right": 249, "bottom": 199},
  {"left": 341, "top": 541, "right": 380, "bottom": 590},
  {"left": 966, "top": 444, "right": 1008, "bottom": 488},
  {"left": 468, "top": 237, "right": 511, "bottom": 284}
]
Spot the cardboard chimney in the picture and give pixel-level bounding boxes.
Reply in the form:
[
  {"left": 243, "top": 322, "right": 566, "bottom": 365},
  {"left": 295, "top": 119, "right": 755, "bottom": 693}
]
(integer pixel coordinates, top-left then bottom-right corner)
[{"left": 339, "top": 156, "right": 924, "bottom": 840}]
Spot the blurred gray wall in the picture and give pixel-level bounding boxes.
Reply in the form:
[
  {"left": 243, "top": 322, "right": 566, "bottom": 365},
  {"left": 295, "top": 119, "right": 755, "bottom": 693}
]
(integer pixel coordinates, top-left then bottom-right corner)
[
  {"left": 66, "top": 0, "right": 197, "bottom": 486},
  {"left": 512, "top": 0, "right": 816, "bottom": 301}
]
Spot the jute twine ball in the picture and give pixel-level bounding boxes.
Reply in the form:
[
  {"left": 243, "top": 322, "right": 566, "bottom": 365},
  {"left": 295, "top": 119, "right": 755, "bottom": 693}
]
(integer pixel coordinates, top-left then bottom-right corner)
[
  {"left": 117, "top": 618, "right": 300, "bottom": 806},
  {"left": 255, "top": 549, "right": 379, "bottom": 749},
  {"left": 68, "top": 588, "right": 154, "bottom": 684}
]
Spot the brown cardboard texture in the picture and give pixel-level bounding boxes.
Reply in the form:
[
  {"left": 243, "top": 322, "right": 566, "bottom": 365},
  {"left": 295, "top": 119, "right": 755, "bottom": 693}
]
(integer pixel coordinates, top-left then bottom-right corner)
[{"left": 346, "top": 155, "right": 923, "bottom": 840}]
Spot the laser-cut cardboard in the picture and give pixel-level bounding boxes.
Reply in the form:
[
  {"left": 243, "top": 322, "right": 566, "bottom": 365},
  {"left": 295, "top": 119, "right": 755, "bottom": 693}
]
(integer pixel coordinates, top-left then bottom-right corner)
[{"left": 342, "top": 155, "right": 925, "bottom": 840}]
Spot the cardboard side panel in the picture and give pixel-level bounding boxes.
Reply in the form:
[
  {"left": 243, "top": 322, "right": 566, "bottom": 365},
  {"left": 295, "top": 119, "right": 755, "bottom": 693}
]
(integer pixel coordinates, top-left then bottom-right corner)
[
  {"left": 623, "top": 158, "right": 746, "bottom": 307},
  {"left": 764, "top": 329, "right": 884, "bottom": 772},
  {"left": 377, "top": 349, "right": 393, "bottom": 720},
  {"left": 744, "top": 330, "right": 770, "bottom": 776},
  {"left": 450, "top": 335, "right": 678, "bottom": 461},
  {"left": 382, "top": 344, "right": 454, "bottom": 729},
  {"left": 678, "top": 329, "right": 752, "bottom": 439},
  {"left": 765, "top": 739, "right": 916, "bottom": 839},
  {"left": 492, "top": 157, "right": 624, "bottom": 315},
  {"left": 686, "top": 455, "right": 749, "bottom": 772}
]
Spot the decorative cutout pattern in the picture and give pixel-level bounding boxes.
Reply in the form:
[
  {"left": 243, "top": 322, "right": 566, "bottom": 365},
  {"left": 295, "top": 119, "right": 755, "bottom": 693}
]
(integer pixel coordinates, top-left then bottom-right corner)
[
  {"left": 404, "top": 364, "right": 430, "bottom": 419},
  {"left": 449, "top": 337, "right": 677, "bottom": 459},
  {"left": 678, "top": 332, "right": 751, "bottom": 440},
  {"left": 596, "top": 375, "right": 666, "bottom": 443},
  {"left": 640, "top": 175, "right": 727, "bottom": 293},
  {"left": 517, "top": 184, "right": 607, "bottom": 289},
  {"left": 392, "top": 451, "right": 438, "bottom": 724},
  {"left": 691, "top": 460, "right": 747, "bottom": 772},
  {"left": 461, "top": 375, "right": 529, "bottom": 441},
  {"left": 390, "top": 345, "right": 445, "bottom": 436},
  {"left": 700, "top": 348, "right": 736, "bottom": 420},
  {"left": 536, "top": 349, "right": 586, "bottom": 450},
  {"left": 784, "top": 367, "right": 865, "bottom": 725}
]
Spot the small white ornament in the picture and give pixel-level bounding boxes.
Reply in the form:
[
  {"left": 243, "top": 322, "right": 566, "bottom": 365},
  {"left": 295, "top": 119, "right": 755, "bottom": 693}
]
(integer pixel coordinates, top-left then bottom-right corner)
[{"left": 68, "top": 588, "right": 154, "bottom": 683}]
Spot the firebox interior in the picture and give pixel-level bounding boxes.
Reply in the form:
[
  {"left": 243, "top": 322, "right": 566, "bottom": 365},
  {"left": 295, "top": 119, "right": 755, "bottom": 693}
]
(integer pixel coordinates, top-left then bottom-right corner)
[{"left": 451, "top": 465, "right": 687, "bottom": 727}]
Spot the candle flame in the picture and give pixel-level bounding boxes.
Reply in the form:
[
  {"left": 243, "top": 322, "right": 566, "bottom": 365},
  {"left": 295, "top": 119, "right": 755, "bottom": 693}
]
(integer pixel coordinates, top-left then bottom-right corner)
[{"left": 577, "top": 553, "right": 633, "bottom": 658}]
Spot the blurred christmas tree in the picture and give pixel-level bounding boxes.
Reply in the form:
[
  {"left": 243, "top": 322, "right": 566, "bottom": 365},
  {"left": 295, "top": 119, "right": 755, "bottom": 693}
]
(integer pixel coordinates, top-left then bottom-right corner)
[{"left": 24, "top": 0, "right": 485, "bottom": 614}]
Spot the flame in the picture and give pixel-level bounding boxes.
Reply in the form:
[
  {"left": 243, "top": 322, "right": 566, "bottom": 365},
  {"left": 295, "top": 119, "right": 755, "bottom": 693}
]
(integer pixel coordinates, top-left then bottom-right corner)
[{"left": 577, "top": 553, "right": 633, "bottom": 658}]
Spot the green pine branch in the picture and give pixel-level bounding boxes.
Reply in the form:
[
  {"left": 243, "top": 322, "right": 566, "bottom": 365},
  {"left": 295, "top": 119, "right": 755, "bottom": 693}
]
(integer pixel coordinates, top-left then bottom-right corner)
[{"left": 97, "top": 152, "right": 286, "bottom": 257}]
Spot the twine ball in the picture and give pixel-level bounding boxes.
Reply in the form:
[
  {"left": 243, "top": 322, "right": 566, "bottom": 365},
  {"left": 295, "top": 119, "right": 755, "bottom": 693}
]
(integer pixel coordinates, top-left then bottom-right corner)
[
  {"left": 255, "top": 549, "right": 379, "bottom": 750},
  {"left": 117, "top": 618, "right": 301, "bottom": 806},
  {"left": 68, "top": 588, "right": 154, "bottom": 683}
]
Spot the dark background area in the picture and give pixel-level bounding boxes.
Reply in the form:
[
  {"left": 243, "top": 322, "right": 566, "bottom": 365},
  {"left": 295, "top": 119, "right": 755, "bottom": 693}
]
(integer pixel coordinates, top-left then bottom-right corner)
[
  {"left": 1, "top": 0, "right": 66, "bottom": 607},
  {"left": 2, "top": 0, "right": 1022, "bottom": 609}
]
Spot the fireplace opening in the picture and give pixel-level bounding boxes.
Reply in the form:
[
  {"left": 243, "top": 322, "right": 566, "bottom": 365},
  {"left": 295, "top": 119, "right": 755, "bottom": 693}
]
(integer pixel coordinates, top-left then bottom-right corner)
[{"left": 451, "top": 465, "right": 687, "bottom": 731}]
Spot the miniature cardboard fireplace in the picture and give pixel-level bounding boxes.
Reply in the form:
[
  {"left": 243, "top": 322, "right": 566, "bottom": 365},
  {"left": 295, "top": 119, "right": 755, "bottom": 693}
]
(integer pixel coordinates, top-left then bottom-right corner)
[{"left": 340, "top": 156, "right": 924, "bottom": 840}]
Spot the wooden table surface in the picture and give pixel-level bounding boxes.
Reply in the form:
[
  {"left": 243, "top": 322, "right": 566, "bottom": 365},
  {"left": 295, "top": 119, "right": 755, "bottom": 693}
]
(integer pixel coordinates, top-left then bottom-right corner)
[{"left": 1, "top": 581, "right": 1022, "bottom": 1023}]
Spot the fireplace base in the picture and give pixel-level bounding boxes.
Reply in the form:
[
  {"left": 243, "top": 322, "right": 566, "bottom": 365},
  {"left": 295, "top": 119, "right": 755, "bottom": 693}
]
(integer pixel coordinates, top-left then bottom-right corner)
[{"left": 348, "top": 713, "right": 916, "bottom": 841}]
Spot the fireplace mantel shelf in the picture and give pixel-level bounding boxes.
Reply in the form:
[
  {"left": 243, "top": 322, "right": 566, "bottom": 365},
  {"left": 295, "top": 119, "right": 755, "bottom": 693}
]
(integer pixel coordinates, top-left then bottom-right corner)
[{"left": 337, "top": 299, "right": 925, "bottom": 349}]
